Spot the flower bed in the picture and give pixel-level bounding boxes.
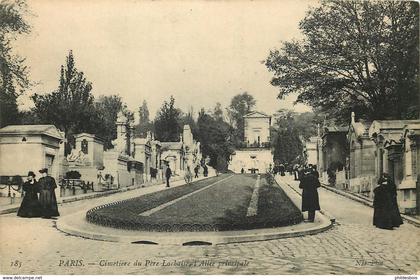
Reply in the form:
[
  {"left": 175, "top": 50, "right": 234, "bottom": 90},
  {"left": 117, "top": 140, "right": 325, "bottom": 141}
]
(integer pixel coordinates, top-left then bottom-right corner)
[{"left": 86, "top": 174, "right": 303, "bottom": 232}]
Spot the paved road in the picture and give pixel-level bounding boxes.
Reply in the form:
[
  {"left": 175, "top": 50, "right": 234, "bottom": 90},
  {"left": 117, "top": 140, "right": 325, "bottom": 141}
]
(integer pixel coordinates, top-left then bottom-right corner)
[{"left": 1, "top": 175, "right": 419, "bottom": 275}]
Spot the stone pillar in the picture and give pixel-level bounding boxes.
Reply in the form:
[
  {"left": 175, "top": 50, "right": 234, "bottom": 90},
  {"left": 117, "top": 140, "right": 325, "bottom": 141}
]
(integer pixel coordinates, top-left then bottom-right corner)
[
  {"left": 115, "top": 112, "right": 128, "bottom": 155},
  {"left": 399, "top": 133, "right": 418, "bottom": 214}
]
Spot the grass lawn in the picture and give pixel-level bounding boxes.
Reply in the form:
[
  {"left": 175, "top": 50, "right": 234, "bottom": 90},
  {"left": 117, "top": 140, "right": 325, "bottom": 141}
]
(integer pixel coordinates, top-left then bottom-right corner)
[
  {"left": 86, "top": 175, "right": 229, "bottom": 229},
  {"left": 86, "top": 174, "right": 303, "bottom": 232},
  {"left": 147, "top": 174, "right": 256, "bottom": 228}
]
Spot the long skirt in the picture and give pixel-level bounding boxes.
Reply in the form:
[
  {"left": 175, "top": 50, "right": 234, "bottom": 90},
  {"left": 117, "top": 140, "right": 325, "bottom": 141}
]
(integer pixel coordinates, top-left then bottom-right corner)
[
  {"left": 390, "top": 197, "right": 403, "bottom": 227},
  {"left": 17, "top": 193, "right": 42, "bottom": 218},
  {"left": 39, "top": 189, "right": 60, "bottom": 217},
  {"left": 373, "top": 207, "right": 393, "bottom": 229}
]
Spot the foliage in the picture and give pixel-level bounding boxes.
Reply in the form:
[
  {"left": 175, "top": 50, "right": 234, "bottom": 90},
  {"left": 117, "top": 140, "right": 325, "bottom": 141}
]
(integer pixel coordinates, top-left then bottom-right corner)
[
  {"left": 227, "top": 92, "right": 256, "bottom": 141},
  {"left": 94, "top": 94, "right": 133, "bottom": 149},
  {"left": 293, "top": 111, "right": 325, "bottom": 140},
  {"left": 154, "top": 96, "right": 183, "bottom": 142},
  {"left": 265, "top": 0, "right": 419, "bottom": 123},
  {"left": 196, "top": 109, "right": 235, "bottom": 171},
  {"left": 271, "top": 111, "right": 305, "bottom": 165},
  {"left": 135, "top": 100, "right": 153, "bottom": 137},
  {"left": 19, "top": 109, "right": 39, "bottom": 124},
  {"left": 180, "top": 107, "right": 198, "bottom": 139},
  {"left": 213, "top": 102, "right": 224, "bottom": 122},
  {"left": 0, "top": 0, "right": 31, "bottom": 127},
  {"left": 31, "top": 50, "right": 98, "bottom": 153}
]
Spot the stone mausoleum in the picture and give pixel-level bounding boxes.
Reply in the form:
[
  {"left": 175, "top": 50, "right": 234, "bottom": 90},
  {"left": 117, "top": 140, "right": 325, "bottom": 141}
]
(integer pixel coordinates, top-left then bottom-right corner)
[{"left": 0, "top": 125, "right": 64, "bottom": 197}]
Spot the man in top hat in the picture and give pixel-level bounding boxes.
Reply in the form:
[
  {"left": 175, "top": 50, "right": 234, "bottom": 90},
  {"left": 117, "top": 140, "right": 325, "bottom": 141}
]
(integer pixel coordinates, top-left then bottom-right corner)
[
  {"left": 299, "top": 167, "right": 321, "bottom": 222},
  {"left": 38, "top": 168, "right": 60, "bottom": 219}
]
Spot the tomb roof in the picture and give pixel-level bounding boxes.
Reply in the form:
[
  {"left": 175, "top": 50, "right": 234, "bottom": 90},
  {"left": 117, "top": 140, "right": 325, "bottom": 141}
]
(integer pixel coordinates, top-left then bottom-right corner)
[
  {"left": 0, "top": 124, "right": 63, "bottom": 140},
  {"left": 161, "top": 142, "right": 183, "bottom": 150},
  {"left": 369, "top": 120, "right": 420, "bottom": 138},
  {"left": 244, "top": 111, "right": 271, "bottom": 118}
]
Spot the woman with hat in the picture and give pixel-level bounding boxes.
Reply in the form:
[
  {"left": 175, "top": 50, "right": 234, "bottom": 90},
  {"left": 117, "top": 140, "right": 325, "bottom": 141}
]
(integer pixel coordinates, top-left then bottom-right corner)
[
  {"left": 38, "top": 168, "right": 60, "bottom": 218},
  {"left": 17, "top": 171, "right": 42, "bottom": 218}
]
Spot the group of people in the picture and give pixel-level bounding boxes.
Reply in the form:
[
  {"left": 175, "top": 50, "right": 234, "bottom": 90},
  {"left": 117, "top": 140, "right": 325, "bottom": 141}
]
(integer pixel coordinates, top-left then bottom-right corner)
[
  {"left": 165, "top": 164, "right": 208, "bottom": 188},
  {"left": 17, "top": 168, "right": 60, "bottom": 219},
  {"left": 294, "top": 162, "right": 403, "bottom": 229}
]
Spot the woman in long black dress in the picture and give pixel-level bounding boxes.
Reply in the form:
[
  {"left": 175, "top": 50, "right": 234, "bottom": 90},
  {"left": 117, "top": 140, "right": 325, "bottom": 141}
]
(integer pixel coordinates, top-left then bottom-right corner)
[
  {"left": 17, "top": 171, "right": 42, "bottom": 218},
  {"left": 382, "top": 173, "right": 403, "bottom": 227},
  {"left": 373, "top": 174, "right": 403, "bottom": 229},
  {"left": 373, "top": 179, "right": 393, "bottom": 230}
]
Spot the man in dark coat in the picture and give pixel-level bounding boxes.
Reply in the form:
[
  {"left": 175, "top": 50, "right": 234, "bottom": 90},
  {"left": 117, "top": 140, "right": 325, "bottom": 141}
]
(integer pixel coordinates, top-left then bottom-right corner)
[
  {"left": 165, "top": 165, "right": 172, "bottom": 188},
  {"left": 299, "top": 168, "right": 321, "bottom": 222},
  {"left": 38, "top": 168, "right": 59, "bottom": 219},
  {"left": 194, "top": 165, "right": 200, "bottom": 178}
]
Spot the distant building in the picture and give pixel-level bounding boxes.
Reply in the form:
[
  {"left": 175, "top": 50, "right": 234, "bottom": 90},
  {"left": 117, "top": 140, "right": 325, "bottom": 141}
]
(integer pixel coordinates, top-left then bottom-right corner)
[{"left": 229, "top": 111, "right": 273, "bottom": 173}]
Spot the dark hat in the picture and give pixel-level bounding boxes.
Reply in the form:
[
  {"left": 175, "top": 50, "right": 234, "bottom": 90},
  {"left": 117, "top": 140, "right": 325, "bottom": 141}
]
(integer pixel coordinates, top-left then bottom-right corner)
[
  {"left": 27, "top": 171, "right": 36, "bottom": 177},
  {"left": 377, "top": 177, "right": 387, "bottom": 185},
  {"left": 39, "top": 168, "right": 48, "bottom": 174},
  {"left": 304, "top": 168, "right": 312, "bottom": 174}
]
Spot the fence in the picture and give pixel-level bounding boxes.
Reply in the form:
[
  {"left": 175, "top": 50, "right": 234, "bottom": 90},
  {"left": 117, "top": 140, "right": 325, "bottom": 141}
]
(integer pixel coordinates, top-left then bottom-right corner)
[
  {"left": 59, "top": 178, "right": 95, "bottom": 196},
  {"left": 348, "top": 176, "right": 375, "bottom": 199}
]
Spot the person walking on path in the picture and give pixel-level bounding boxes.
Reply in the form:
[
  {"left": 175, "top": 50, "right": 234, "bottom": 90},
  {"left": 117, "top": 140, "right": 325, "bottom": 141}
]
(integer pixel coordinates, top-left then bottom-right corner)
[
  {"left": 194, "top": 165, "right": 200, "bottom": 178},
  {"left": 165, "top": 165, "right": 172, "bottom": 188},
  {"left": 203, "top": 164, "right": 208, "bottom": 177},
  {"left": 17, "top": 171, "right": 42, "bottom": 218},
  {"left": 38, "top": 168, "right": 59, "bottom": 219},
  {"left": 184, "top": 166, "right": 193, "bottom": 184},
  {"left": 279, "top": 164, "right": 285, "bottom": 176},
  {"left": 373, "top": 173, "right": 403, "bottom": 230},
  {"left": 299, "top": 168, "right": 321, "bottom": 222}
]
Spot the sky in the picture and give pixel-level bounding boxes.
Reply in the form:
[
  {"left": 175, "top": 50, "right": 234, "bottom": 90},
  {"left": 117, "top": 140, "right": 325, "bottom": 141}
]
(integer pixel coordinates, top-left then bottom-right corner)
[{"left": 15, "top": 0, "right": 315, "bottom": 122}]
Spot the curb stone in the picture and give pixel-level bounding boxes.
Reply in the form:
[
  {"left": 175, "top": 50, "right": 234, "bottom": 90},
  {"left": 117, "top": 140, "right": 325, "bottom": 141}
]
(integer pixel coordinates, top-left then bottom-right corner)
[{"left": 56, "top": 208, "right": 333, "bottom": 245}]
